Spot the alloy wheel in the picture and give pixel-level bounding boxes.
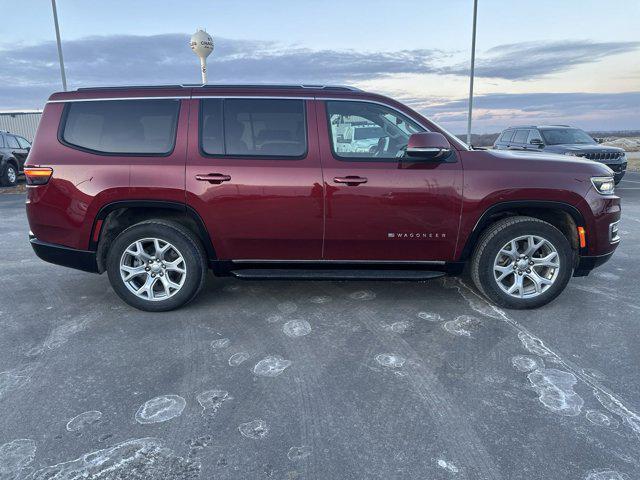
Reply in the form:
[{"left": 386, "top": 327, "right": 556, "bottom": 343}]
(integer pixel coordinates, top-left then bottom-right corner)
[
  {"left": 493, "top": 235, "right": 560, "bottom": 299},
  {"left": 119, "top": 238, "right": 187, "bottom": 301},
  {"left": 7, "top": 166, "right": 17, "bottom": 184}
]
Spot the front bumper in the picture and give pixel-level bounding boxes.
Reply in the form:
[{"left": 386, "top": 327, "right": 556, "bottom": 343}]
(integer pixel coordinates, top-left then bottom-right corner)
[
  {"left": 29, "top": 233, "right": 99, "bottom": 273},
  {"left": 607, "top": 161, "right": 627, "bottom": 183},
  {"left": 573, "top": 251, "right": 614, "bottom": 277}
]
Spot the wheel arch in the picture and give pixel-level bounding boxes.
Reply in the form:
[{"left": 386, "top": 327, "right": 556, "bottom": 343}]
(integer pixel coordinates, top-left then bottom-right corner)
[
  {"left": 459, "top": 200, "right": 587, "bottom": 261},
  {"left": 3, "top": 156, "right": 19, "bottom": 171},
  {"left": 91, "top": 200, "right": 216, "bottom": 273}
]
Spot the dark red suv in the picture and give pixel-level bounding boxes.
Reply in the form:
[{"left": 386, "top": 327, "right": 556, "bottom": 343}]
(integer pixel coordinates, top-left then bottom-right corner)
[{"left": 25, "top": 84, "right": 621, "bottom": 311}]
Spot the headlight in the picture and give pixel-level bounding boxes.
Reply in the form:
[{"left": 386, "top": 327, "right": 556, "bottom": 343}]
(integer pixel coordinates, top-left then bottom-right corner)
[
  {"left": 564, "top": 151, "right": 581, "bottom": 156},
  {"left": 591, "top": 176, "right": 615, "bottom": 195}
]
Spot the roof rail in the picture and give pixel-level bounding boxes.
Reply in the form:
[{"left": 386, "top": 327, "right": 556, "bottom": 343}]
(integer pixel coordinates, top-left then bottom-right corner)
[
  {"left": 76, "top": 85, "right": 183, "bottom": 91},
  {"left": 75, "top": 84, "right": 362, "bottom": 92},
  {"left": 507, "top": 124, "right": 573, "bottom": 129},
  {"left": 194, "top": 84, "right": 362, "bottom": 91}
]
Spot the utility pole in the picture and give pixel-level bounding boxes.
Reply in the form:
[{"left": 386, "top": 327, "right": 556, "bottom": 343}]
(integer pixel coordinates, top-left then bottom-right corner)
[
  {"left": 51, "top": 0, "right": 68, "bottom": 91},
  {"left": 466, "top": 0, "right": 478, "bottom": 146}
]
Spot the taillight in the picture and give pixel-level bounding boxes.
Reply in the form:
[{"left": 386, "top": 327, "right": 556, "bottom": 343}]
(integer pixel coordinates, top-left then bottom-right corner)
[{"left": 24, "top": 167, "right": 53, "bottom": 185}]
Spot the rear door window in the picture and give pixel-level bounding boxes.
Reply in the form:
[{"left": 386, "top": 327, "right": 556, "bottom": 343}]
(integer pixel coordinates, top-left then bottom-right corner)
[
  {"left": 6, "top": 135, "right": 20, "bottom": 149},
  {"left": 200, "top": 98, "right": 307, "bottom": 158},
  {"left": 499, "top": 130, "right": 514, "bottom": 143},
  {"left": 512, "top": 129, "right": 529, "bottom": 144},
  {"left": 61, "top": 100, "right": 180, "bottom": 155}
]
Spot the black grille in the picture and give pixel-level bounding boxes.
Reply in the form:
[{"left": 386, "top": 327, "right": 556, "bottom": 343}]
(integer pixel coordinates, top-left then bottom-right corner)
[
  {"left": 608, "top": 163, "right": 627, "bottom": 173},
  {"left": 581, "top": 151, "right": 623, "bottom": 160}
]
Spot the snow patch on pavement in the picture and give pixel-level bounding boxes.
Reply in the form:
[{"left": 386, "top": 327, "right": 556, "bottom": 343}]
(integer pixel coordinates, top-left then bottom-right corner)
[
  {"left": 196, "top": 389, "right": 230, "bottom": 418},
  {"left": 135, "top": 395, "right": 186, "bottom": 424},
  {"left": 282, "top": 319, "right": 312, "bottom": 337},
  {"left": 253, "top": 356, "right": 292, "bottom": 377},
  {"left": 527, "top": 368, "right": 584, "bottom": 416},
  {"left": 375, "top": 353, "right": 406, "bottom": 368},
  {"left": 238, "top": 420, "right": 268, "bottom": 439},
  {"left": 66, "top": 410, "right": 102, "bottom": 432}
]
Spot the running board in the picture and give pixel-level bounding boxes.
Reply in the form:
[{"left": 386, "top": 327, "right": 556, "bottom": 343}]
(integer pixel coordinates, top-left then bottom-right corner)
[{"left": 229, "top": 269, "right": 446, "bottom": 280}]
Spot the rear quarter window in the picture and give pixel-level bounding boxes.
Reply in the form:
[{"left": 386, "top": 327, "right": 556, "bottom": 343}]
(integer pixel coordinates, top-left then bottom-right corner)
[{"left": 61, "top": 99, "right": 180, "bottom": 155}]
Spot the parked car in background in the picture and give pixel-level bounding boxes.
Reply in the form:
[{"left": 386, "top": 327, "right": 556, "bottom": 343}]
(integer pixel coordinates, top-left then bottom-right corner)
[
  {"left": 493, "top": 125, "right": 627, "bottom": 183},
  {"left": 25, "top": 85, "right": 620, "bottom": 311},
  {"left": 0, "top": 130, "right": 31, "bottom": 186}
]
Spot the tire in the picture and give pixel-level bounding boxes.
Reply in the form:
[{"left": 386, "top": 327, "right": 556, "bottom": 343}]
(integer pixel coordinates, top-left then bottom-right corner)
[
  {"left": 106, "top": 220, "right": 207, "bottom": 312},
  {"left": 470, "top": 216, "right": 574, "bottom": 309},
  {"left": 1, "top": 163, "right": 18, "bottom": 187}
]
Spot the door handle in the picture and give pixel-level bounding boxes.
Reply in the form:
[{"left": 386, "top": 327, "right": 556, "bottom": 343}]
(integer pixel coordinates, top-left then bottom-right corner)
[
  {"left": 333, "top": 176, "right": 367, "bottom": 186},
  {"left": 195, "top": 173, "right": 231, "bottom": 184}
]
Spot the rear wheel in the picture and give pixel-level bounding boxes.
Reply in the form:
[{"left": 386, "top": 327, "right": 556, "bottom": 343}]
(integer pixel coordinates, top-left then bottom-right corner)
[
  {"left": 1, "top": 164, "right": 18, "bottom": 187},
  {"left": 470, "top": 216, "right": 574, "bottom": 309},
  {"left": 106, "top": 220, "right": 207, "bottom": 311}
]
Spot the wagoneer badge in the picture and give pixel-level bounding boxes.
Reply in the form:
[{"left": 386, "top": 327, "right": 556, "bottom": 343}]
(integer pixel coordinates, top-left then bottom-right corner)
[{"left": 388, "top": 232, "right": 447, "bottom": 239}]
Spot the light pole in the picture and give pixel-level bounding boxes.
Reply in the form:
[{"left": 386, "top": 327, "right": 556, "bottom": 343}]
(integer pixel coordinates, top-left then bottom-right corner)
[
  {"left": 466, "top": 0, "right": 478, "bottom": 146},
  {"left": 51, "top": 0, "right": 67, "bottom": 91}
]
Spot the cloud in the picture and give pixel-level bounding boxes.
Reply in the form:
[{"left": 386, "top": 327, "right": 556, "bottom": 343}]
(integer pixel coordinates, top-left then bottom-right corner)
[
  {"left": 418, "top": 92, "right": 640, "bottom": 132},
  {"left": 0, "top": 33, "right": 442, "bottom": 108},
  {"left": 1, "top": 34, "right": 637, "bottom": 131},
  {"left": 441, "top": 40, "right": 640, "bottom": 79}
]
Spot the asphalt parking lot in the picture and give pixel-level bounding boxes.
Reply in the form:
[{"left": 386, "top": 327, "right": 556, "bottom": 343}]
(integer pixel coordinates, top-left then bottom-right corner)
[{"left": 1, "top": 172, "right": 639, "bottom": 480}]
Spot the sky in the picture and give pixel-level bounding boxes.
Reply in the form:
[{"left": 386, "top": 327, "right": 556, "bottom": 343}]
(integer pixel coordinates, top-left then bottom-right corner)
[{"left": 0, "top": 0, "right": 638, "bottom": 133}]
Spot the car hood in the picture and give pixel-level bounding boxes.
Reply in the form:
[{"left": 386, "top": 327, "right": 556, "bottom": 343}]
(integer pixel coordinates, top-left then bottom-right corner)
[
  {"left": 484, "top": 149, "right": 613, "bottom": 176},
  {"left": 544, "top": 144, "right": 625, "bottom": 154}
]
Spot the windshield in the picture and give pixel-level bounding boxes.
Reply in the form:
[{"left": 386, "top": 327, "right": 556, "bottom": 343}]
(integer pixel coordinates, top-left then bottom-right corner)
[{"left": 540, "top": 128, "right": 596, "bottom": 145}]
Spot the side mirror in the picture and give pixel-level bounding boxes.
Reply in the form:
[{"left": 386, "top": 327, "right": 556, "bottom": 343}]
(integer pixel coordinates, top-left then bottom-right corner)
[
  {"left": 406, "top": 132, "right": 451, "bottom": 160},
  {"left": 529, "top": 138, "right": 544, "bottom": 148}
]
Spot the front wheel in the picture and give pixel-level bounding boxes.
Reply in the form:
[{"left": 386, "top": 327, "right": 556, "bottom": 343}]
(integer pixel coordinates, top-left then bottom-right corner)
[
  {"left": 470, "top": 216, "right": 574, "bottom": 309},
  {"left": 106, "top": 220, "right": 207, "bottom": 312}
]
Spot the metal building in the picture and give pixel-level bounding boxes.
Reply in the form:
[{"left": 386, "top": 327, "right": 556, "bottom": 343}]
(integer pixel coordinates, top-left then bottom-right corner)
[{"left": 0, "top": 110, "right": 43, "bottom": 142}]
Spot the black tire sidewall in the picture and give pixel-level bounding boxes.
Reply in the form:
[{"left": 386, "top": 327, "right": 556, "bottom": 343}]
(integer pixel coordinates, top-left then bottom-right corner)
[
  {"left": 106, "top": 222, "right": 205, "bottom": 312},
  {"left": 476, "top": 221, "right": 573, "bottom": 309},
  {"left": 2, "top": 164, "right": 18, "bottom": 186}
]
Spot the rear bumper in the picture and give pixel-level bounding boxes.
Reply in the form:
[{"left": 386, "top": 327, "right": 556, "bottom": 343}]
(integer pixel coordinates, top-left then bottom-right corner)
[
  {"left": 29, "top": 233, "right": 98, "bottom": 273},
  {"left": 573, "top": 251, "right": 614, "bottom": 277}
]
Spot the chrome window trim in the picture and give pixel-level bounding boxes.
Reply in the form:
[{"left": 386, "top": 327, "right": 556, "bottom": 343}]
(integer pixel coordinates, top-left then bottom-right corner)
[
  {"left": 48, "top": 96, "right": 190, "bottom": 103},
  {"left": 193, "top": 95, "right": 314, "bottom": 100}
]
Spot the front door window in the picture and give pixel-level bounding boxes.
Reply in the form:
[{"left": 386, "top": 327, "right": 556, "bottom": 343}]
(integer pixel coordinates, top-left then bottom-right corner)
[{"left": 326, "top": 101, "right": 424, "bottom": 161}]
